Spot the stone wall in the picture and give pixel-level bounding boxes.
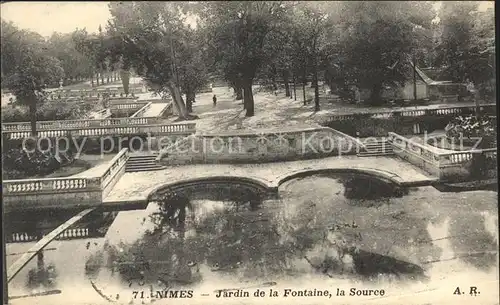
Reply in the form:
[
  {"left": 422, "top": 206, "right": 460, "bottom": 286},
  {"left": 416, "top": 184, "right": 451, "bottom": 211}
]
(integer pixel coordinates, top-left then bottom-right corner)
[
  {"left": 3, "top": 190, "right": 102, "bottom": 213},
  {"left": 158, "top": 127, "right": 362, "bottom": 165}
]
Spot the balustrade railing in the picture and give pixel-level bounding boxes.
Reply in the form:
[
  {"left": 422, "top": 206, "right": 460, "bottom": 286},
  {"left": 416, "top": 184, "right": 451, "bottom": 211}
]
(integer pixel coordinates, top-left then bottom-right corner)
[
  {"left": 388, "top": 132, "right": 497, "bottom": 168},
  {"left": 3, "top": 149, "right": 130, "bottom": 200},
  {"left": 100, "top": 148, "right": 129, "bottom": 190},
  {"left": 3, "top": 177, "right": 101, "bottom": 196},
  {"left": 326, "top": 103, "right": 495, "bottom": 122},
  {"left": 3, "top": 123, "right": 196, "bottom": 139},
  {"left": 2, "top": 115, "right": 160, "bottom": 132}
]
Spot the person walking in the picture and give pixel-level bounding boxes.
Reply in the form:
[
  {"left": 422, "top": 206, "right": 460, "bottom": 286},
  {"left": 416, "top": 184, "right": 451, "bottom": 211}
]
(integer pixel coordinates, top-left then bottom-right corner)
[{"left": 213, "top": 94, "right": 217, "bottom": 107}]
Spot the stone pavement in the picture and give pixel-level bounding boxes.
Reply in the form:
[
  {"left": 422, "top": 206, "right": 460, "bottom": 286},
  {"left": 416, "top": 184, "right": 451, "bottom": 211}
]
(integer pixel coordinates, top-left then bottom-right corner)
[
  {"left": 103, "top": 155, "right": 438, "bottom": 206},
  {"left": 139, "top": 102, "right": 169, "bottom": 117}
]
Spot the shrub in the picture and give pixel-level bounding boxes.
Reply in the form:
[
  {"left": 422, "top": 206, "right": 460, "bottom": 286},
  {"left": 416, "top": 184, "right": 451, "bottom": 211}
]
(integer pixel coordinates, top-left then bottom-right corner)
[
  {"left": 2, "top": 148, "right": 75, "bottom": 179},
  {"left": 445, "top": 115, "right": 496, "bottom": 141}
]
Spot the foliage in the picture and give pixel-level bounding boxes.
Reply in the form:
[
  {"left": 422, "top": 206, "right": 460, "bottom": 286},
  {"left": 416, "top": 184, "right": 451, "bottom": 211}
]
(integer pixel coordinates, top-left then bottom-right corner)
[
  {"left": 107, "top": 2, "right": 193, "bottom": 118},
  {"left": 2, "top": 148, "right": 74, "bottom": 179},
  {"left": 435, "top": 3, "right": 495, "bottom": 98},
  {"left": 198, "top": 2, "right": 289, "bottom": 116},
  {"left": 2, "top": 100, "right": 96, "bottom": 122},
  {"left": 1, "top": 20, "right": 65, "bottom": 135},
  {"left": 336, "top": 2, "right": 435, "bottom": 105},
  {"left": 47, "top": 32, "right": 94, "bottom": 82},
  {"left": 445, "top": 115, "right": 496, "bottom": 140}
]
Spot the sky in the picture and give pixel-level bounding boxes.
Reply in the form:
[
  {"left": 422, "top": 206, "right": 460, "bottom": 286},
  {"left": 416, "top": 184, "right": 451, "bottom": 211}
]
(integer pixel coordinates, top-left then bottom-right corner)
[
  {"left": 1, "top": 2, "right": 112, "bottom": 37},
  {"left": 0, "top": 1, "right": 494, "bottom": 37}
]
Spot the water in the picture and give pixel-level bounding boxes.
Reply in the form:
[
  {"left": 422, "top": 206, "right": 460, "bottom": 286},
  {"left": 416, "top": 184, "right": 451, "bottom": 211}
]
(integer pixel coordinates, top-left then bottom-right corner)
[{"left": 5, "top": 173, "right": 499, "bottom": 304}]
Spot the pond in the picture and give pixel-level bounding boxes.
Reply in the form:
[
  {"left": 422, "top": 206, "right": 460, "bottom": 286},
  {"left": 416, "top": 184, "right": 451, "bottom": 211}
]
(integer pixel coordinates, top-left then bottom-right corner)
[{"left": 5, "top": 173, "right": 499, "bottom": 304}]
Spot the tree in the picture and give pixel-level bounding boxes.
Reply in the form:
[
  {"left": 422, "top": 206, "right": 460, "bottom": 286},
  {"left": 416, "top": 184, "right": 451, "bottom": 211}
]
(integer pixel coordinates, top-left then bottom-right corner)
[
  {"left": 436, "top": 3, "right": 495, "bottom": 99},
  {"left": 107, "top": 2, "right": 195, "bottom": 119},
  {"left": 198, "top": 2, "right": 288, "bottom": 117},
  {"left": 177, "top": 27, "right": 209, "bottom": 113},
  {"left": 292, "top": 2, "right": 331, "bottom": 111},
  {"left": 1, "top": 20, "right": 64, "bottom": 135},
  {"left": 72, "top": 29, "right": 102, "bottom": 87},
  {"left": 337, "top": 2, "right": 435, "bottom": 105}
]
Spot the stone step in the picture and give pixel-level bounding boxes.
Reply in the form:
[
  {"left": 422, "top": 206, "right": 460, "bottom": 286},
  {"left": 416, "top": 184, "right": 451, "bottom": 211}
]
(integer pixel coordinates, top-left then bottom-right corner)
[
  {"left": 357, "top": 152, "right": 395, "bottom": 157},
  {"left": 127, "top": 159, "right": 158, "bottom": 165},
  {"left": 125, "top": 166, "right": 163, "bottom": 173},
  {"left": 128, "top": 155, "right": 157, "bottom": 159},
  {"left": 362, "top": 146, "right": 393, "bottom": 150},
  {"left": 125, "top": 162, "right": 161, "bottom": 167},
  {"left": 364, "top": 145, "right": 392, "bottom": 150}
]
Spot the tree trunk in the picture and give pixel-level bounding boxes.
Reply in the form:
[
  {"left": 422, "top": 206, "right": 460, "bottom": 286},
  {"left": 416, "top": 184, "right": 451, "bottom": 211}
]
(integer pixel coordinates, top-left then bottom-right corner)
[
  {"left": 302, "top": 69, "right": 307, "bottom": 105},
  {"left": 312, "top": 65, "right": 320, "bottom": 112},
  {"left": 167, "top": 81, "right": 188, "bottom": 119},
  {"left": 234, "top": 86, "right": 243, "bottom": 100},
  {"left": 29, "top": 98, "right": 37, "bottom": 136},
  {"left": 91, "top": 73, "right": 95, "bottom": 87},
  {"left": 96, "top": 73, "right": 100, "bottom": 86},
  {"left": 107, "top": 73, "right": 110, "bottom": 84},
  {"left": 271, "top": 65, "right": 278, "bottom": 91},
  {"left": 474, "top": 90, "right": 481, "bottom": 120},
  {"left": 293, "top": 75, "right": 297, "bottom": 101},
  {"left": 369, "top": 83, "right": 383, "bottom": 106},
  {"left": 243, "top": 80, "right": 254, "bottom": 117},
  {"left": 120, "top": 70, "right": 130, "bottom": 96},
  {"left": 283, "top": 70, "right": 290, "bottom": 97},
  {"left": 100, "top": 71, "right": 105, "bottom": 85},
  {"left": 186, "top": 90, "right": 194, "bottom": 113}
]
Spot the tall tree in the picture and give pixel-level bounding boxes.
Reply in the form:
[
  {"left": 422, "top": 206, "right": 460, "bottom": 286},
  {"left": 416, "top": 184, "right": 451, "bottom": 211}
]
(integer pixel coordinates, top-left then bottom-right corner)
[
  {"left": 177, "top": 26, "right": 209, "bottom": 113},
  {"left": 107, "top": 2, "right": 194, "bottom": 119},
  {"left": 198, "top": 2, "right": 288, "bottom": 116},
  {"left": 338, "top": 1, "right": 434, "bottom": 105},
  {"left": 436, "top": 3, "right": 495, "bottom": 99},
  {"left": 1, "top": 20, "right": 64, "bottom": 135}
]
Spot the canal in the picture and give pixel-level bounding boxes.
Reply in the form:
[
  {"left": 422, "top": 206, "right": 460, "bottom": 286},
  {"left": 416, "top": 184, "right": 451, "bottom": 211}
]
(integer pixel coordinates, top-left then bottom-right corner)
[{"left": 5, "top": 173, "right": 499, "bottom": 304}]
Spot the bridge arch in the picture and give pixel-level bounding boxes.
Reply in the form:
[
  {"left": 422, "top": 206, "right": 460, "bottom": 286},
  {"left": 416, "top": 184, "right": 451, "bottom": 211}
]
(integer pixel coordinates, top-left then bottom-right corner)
[
  {"left": 275, "top": 167, "right": 404, "bottom": 188},
  {"left": 146, "top": 176, "right": 277, "bottom": 202}
]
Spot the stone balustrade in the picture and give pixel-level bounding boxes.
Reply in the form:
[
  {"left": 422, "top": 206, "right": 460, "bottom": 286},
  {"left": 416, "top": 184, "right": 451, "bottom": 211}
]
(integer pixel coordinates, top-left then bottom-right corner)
[
  {"left": 3, "top": 177, "right": 101, "bottom": 196},
  {"left": 388, "top": 132, "right": 497, "bottom": 180},
  {"left": 7, "top": 227, "right": 107, "bottom": 243},
  {"left": 3, "top": 149, "right": 130, "bottom": 211},
  {"left": 100, "top": 148, "right": 129, "bottom": 190},
  {"left": 3, "top": 123, "right": 196, "bottom": 140},
  {"left": 324, "top": 103, "right": 495, "bottom": 122},
  {"left": 2, "top": 116, "right": 160, "bottom": 132}
]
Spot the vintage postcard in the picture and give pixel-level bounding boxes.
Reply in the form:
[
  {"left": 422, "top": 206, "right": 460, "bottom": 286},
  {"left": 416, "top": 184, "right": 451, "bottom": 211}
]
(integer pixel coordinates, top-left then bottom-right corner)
[{"left": 1, "top": 1, "right": 498, "bottom": 304}]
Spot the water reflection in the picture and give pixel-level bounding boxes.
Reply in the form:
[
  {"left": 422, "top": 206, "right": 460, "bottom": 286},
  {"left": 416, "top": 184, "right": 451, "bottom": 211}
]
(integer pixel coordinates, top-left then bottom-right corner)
[
  {"left": 7, "top": 173, "right": 497, "bottom": 302},
  {"left": 90, "top": 174, "right": 447, "bottom": 292}
]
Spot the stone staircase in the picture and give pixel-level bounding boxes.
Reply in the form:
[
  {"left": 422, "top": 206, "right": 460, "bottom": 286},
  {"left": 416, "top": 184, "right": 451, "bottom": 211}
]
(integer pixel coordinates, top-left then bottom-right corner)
[
  {"left": 125, "top": 153, "right": 163, "bottom": 172},
  {"left": 358, "top": 138, "right": 394, "bottom": 157}
]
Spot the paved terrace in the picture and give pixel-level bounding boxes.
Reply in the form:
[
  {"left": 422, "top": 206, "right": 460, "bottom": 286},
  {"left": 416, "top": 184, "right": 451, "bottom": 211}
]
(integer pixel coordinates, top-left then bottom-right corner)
[
  {"left": 137, "top": 102, "right": 170, "bottom": 117},
  {"left": 103, "top": 155, "right": 438, "bottom": 206}
]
